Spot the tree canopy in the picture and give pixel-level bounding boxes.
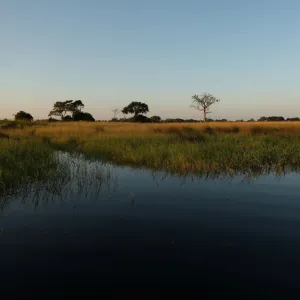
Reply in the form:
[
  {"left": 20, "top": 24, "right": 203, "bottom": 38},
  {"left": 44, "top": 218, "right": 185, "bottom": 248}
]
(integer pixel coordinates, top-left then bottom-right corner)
[
  {"left": 47, "top": 100, "right": 96, "bottom": 121},
  {"left": 14, "top": 111, "right": 33, "bottom": 121},
  {"left": 48, "top": 100, "right": 85, "bottom": 119},
  {"left": 122, "top": 102, "right": 149, "bottom": 117}
]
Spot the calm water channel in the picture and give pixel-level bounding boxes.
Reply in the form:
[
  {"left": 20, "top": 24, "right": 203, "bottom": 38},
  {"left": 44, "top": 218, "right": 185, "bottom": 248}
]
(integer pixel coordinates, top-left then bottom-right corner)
[{"left": 1, "top": 153, "right": 300, "bottom": 298}]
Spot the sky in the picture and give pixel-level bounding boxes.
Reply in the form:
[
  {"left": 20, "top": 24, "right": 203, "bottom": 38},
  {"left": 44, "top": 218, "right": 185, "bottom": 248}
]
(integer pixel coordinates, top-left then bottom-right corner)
[{"left": 1, "top": 0, "right": 300, "bottom": 121}]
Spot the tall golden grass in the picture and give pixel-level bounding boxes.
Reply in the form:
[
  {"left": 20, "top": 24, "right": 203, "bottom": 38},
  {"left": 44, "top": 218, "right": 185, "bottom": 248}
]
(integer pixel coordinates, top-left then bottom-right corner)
[
  {"left": 2, "top": 121, "right": 300, "bottom": 143},
  {"left": 2, "top": 121, "right": 300, "bottom": 180}
]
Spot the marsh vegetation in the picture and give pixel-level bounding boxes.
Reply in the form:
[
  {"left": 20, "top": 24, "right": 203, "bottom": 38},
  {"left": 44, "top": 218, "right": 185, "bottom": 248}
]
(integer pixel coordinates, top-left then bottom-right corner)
[
  {"left": 1, "top": 120, "right": 300, "bottom": 196},
  {"left": 1, "top": 120, "right": 300, "bottom": 299}
]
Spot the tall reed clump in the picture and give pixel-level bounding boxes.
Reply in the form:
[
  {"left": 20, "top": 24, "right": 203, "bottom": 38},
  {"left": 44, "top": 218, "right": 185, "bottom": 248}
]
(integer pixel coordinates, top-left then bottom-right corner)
[{"left": 0, "top": 139, "right": 63, "bottom": 196}]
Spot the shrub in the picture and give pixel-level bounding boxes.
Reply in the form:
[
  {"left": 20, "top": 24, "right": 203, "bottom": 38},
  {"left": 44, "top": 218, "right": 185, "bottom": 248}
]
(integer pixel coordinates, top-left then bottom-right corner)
[
  {"left": 73, "top": 111, "right": 95, "bottom": 122},
  {"left": 14, "top": 111, "right": 33, "bottom": 121},
  {"left": 150, "top": 116, "right": 161, "bottom": 123}
]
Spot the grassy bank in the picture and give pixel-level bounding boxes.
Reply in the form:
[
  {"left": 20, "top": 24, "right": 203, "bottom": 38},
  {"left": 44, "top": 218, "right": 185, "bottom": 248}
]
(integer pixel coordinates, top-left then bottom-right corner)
[
  {"left": 1, "top": 121, "right": 300, "bottom": 182},
  {"left": 78, "top": 134, "right": 300, "bottom": 175},
  {"left": 0, "top": 138, "right": 64, "bottom": 197}
]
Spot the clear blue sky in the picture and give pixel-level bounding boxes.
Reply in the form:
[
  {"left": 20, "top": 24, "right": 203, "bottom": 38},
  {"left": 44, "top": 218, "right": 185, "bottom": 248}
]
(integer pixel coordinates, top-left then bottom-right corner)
[{"left": 1, "top": 0, "right": 300, "bottom": 120}]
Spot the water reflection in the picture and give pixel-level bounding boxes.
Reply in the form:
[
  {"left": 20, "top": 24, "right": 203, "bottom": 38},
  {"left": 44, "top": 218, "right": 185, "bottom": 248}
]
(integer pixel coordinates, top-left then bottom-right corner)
[
  {"left": 0, "top": 152, "right": 118, "bottom": 212},
  {"left": 0, "top": 151, "right": 296, "bottom": 212},
  {"left": 1, "top": 153, "right": 300, "bottom": 297}
]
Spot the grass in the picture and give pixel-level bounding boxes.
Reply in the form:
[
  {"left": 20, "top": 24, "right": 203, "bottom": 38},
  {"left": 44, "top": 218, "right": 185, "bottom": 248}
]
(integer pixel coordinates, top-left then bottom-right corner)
[
  {"left": 1, "top": 121, "right": 300, "bottom": 189},
  {"left": 0, "top": 150, "right": 118, "bottom": 210},
  {"left": 78, "top": 134, "right": 300, "bottom": 175},
  {"left": 4, "top": 120, "right": 300, "bottom": 142},
  {"left": 0, "top": 138, "right": 65, "bottom": 197}
]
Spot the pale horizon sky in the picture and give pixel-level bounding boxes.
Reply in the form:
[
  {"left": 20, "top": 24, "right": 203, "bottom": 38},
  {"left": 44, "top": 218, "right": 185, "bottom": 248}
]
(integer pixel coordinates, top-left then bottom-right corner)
[{"left": 1, "top": 0, "right": 300, "bottom": 121}]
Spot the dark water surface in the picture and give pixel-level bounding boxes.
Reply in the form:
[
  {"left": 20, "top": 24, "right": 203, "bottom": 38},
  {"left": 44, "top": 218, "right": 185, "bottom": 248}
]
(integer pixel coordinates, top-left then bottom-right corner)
[{"left": 1, "top": 154, "right": 300, "bottom": 298}]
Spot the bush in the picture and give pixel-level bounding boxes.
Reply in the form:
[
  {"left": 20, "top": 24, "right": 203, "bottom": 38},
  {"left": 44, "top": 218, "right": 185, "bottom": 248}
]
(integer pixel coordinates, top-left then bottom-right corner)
[
  {"left": 258, "top": 116, "right": 285, "bottom": 122},
  {"left": 164, "top": 118, "right": 185, "bottom": 123},
  {"left": 286, "top": 117, "right": 300, "bottom": 121},
  {"left": 48, "top": 118, "right": 59, "bottom": 122},
  {"left": 134, "top": 115, "right": 151, "bottom": 123},
  {"left": 0, "top": 121, "right": 19, "bottom": 129},
  {"left": 62, "top": 115, "right": 73, "bottom": 122},
  {"left": 123, "top": 115, "right": 151, "bottom": 123},
  {"left": 73, "top": 111, "right": 95, "bottom": 122},
  {"left": 14, "top": 111, "right": 33, "bottom": 121},
  {"left": 150, "top": 116, "right": 161, "bottom": 123}
]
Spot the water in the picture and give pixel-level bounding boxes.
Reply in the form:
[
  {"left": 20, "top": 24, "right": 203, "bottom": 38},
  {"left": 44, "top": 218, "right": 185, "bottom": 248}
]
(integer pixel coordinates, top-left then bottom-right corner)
[{"left": 1, "top": 153, "right": 300, "bottom": 298}]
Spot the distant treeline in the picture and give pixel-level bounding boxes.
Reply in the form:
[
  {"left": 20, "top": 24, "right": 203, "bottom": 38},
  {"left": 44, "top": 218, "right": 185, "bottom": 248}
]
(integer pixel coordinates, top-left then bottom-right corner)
[
  {"left": 257, "top": 116, "right": 300, "bottom": 122},
  {"left": 107, "top": 116, "right": 300, "bottom": 123},
  {"left": 4, "top": 97, "right": 300, "bottom": 124},
  {"left": 4, "top": 96, "right": 300, "bottom": 124},
  {"left": 4, "top": 116, "right": 300, "bottom": 123}
]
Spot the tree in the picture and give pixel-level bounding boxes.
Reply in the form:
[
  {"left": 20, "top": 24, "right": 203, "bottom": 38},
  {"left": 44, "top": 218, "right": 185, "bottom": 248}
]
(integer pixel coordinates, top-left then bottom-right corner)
[
  {"left": 150, "top": 116, "right": 161, "bottom": 123},
  {"left": 48, "top": 100, "right": 71, "bottom": 118},
  {"left": 111, "top": 108, "right": 120, "bottom": 120},
  {"left": 286, "top": 117, "right": 300, "bottom": 121},
  {"left": 71, "top": 100, "right": 84, "bottom": 112},
  {"left": 72, "top": 111, "right": 95, "bottom": 121},
  {"left": 122, "top": 102, "right": 149, "bottom": 117},
  {"left": 48, "top": 100, "right": 85, "bottom": 119},
  {"left": 190, "top": 93, "right": 220, "bottom": 122},
  {"left": 14, "top": 111, "right": 33, "bottom": 121}
]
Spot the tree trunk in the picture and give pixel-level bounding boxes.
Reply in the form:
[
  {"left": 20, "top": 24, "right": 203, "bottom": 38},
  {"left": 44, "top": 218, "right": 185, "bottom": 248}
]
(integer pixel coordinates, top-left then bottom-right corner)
[{"left": 203, "top": 108, "right": 207, "bottom": 122}]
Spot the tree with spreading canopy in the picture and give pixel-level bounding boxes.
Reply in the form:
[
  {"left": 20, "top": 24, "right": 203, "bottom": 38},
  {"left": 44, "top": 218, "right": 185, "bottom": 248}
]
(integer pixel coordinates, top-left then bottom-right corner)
[
  {"left": 14, "top": 111, "right": 33, "bottom": 121},
  {"left": 122, "top": 102, "right": 149, "bottom": 117},
  {"left": 48, "top": 100, "right": 85, "bottom": 119},
  {"left": 190, "top": 93, "right": 220, "bottom": 122}
]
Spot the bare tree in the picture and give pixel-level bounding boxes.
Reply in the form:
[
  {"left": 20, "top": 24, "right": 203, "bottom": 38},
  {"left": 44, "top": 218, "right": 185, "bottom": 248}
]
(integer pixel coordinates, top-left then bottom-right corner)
[
  {"left": 111, "top": 108, "right": 120, "bottom": 120},
  {"left": 190, "top": 93, "right": 220, "bottom": 122}
]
